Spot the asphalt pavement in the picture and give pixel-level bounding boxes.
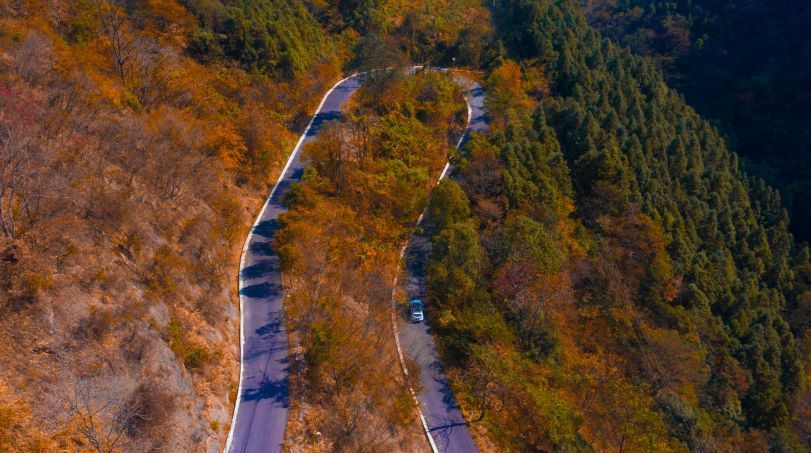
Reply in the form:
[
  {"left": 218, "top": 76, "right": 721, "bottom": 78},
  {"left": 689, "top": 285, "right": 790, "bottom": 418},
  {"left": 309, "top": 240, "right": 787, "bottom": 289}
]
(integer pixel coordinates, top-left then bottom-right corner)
[
  {"left": 226, "top": 71, "right": 487, "bottom": 453},
  {"left": 398, "top": 77, "right": 487, "bottom": 453},
  {"left": 225, "top": 74, "right": 364, "bottom": 453}
]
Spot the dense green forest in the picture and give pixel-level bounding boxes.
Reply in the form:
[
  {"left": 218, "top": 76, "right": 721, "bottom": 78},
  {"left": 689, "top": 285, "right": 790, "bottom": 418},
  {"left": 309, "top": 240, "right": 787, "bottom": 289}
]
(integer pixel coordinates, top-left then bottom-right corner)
[
  {"left": 183, "top": 0, "right": 333, "bottom": 77},
  {"left": 577, "top": 0, "right": 811, "bottom": 242},
  {"left": 418, "top": 0, "right": 810, "bottom": 450},
  {"left": 182, "top": 0, "right": 493, "bottom": 77}
]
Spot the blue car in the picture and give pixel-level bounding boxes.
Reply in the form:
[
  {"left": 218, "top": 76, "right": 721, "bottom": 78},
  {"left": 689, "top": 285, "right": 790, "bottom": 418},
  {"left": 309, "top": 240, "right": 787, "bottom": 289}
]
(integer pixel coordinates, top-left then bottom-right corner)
[{"left": 410, "top": 299, "right": 424, "bottom": 322}]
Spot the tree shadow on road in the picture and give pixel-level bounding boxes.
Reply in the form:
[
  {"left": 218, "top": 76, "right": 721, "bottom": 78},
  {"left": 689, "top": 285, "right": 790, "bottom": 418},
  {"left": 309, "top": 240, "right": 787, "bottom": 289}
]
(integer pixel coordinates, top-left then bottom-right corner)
[
  {"left": 240, "top": 259, "right": 280, "bottom": 280},
  {"left": 239, "top": 282, "right": 281, "bottom": 299}
]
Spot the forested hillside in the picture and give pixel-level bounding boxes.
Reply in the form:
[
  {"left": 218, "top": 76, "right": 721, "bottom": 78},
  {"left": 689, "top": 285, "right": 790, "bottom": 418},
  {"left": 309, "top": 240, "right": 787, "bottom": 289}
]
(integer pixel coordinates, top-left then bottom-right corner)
[
  {"left": 275, "top": 69, "right": 468, "bottom": 450},
  {"left": 1, "top": 0, "right": 808, "bottom": 451},
  {"left": 577, "top": 0, "right": 811, "bottom": 242},
  {"left": 0, "top": 0, "right": 491, "bottom": 449},
  {"left": 0, "top": 0, "right": 343, "bottom": 449},
  {"left": 416, "top": 0, "right": 809, "bottom": 450}
]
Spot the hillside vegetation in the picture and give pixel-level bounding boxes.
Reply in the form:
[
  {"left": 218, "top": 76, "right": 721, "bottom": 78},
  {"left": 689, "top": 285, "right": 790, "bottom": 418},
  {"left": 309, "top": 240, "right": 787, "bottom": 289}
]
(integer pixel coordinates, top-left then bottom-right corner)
[
  {"left": 1, "top": 0, "right": 808, "bottom": 451},
  {"left": 275, "top": 69, "right": 467, "bottom": 450},
  {"left": 0, "top": 0, "right": 491, "bottom": 449},
  {"left": 0, "top": 0, "right": 342, "bottom": 450},
  {"left": 577, "top": 0, "right": 811, "bottom": 242},
  {"left": 417, "top": 0, "right": 809, "bottom": 450}
]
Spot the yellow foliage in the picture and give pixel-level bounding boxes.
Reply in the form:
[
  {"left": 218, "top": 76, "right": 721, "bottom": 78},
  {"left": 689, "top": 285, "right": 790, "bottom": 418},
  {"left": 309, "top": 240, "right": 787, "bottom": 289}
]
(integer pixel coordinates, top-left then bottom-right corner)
[
  {"left": 0, "top": 380, "right": 54, "bottom": 451},
  {"left": 139, "top": 0, "right": 196, "bottom": 44},
  {"left": 485, "top": 60, "right": 534, "bottom": 129},
  {"left": 207, "top": 124, "right": 247, "bottom": 172}
]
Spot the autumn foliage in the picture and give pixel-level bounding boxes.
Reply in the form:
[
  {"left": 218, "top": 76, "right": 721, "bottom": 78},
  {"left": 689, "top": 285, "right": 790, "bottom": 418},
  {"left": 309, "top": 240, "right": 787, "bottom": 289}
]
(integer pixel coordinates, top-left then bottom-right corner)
[
  {"left": 0, "top": 0, "right": 341, "bottom": 449},
  {"left": 275, "top": 70, "right": 466, "bottom": 450}
]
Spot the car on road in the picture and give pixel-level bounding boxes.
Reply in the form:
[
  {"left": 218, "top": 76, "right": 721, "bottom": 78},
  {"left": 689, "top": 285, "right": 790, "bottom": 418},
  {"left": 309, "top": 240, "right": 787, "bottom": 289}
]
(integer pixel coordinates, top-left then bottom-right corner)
[{"left": 410, "top": 299, "right": 424, "bottom": 322}]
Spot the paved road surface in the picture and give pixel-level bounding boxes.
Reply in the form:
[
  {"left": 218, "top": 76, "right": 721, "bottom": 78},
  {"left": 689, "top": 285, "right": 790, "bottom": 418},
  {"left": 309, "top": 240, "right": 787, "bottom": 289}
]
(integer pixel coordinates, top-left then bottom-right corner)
[
  {"left": 225, "top": 74, "right": 364, "bottom": 453},
  {"left": 398, "top": 77, "right": 487, "bottom": 453},
  {"left": 226, "top": 70, "right": 486, "bottom": 453}
]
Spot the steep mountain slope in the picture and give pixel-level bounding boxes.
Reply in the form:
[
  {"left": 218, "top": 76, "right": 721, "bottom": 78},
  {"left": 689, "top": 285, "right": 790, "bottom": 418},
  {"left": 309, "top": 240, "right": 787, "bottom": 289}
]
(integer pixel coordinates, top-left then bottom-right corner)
[
  {"left": 1, "top": 0, "right": 808, "bottom": 451},
  {"left": 417, "top": 0, "right": 808, "bottom": 450},
  {"left": 274, "top": 69, "right": 471, "bottom": 451},
  {"left": 577, "top": 0, "right": 811, "bottom": 242},
  {"left": 0, "top": 0, "right": 493, "bottom": 450},
  {"left": 0, "top": 0, "right": 342, "bottom": 450}
]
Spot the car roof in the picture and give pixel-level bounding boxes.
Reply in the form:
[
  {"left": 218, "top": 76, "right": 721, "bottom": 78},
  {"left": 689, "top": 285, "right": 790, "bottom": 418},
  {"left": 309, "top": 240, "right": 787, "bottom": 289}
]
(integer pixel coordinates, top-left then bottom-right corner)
[{"left": 410, "top": 299, "right": 422, "bottom": 305}]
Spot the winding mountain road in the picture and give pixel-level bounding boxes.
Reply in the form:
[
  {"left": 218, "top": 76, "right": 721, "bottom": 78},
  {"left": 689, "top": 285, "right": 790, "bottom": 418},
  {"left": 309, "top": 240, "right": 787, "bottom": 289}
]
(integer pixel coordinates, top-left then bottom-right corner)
[
  {"left": 225, "top": 69, "right": 486, "bottom": 453},
  {"left": 398, "top": 75, "right": 487, "bottom": 453},
  {"left": 225, "top": 73, "right": 364, "bottom": 453}
]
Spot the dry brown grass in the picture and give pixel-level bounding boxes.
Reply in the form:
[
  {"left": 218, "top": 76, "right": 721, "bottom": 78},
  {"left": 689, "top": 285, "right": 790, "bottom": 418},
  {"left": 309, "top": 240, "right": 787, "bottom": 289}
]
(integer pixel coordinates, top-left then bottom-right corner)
[{"left": 0, "top": 1, "right": 338, "bottom": 450}]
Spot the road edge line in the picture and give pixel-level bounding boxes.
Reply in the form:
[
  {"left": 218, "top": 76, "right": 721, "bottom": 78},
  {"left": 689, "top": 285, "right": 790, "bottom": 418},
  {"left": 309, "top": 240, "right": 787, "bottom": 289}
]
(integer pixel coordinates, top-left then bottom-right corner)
[
  {"left": 388, "top": 76, "right": 475, "bottom": 453},
  {"left": 389, "top": 272, "right": 439, "bottom": 453},
  {"left": 224, "top": 73, "right": 358, "bottom": 453}
]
